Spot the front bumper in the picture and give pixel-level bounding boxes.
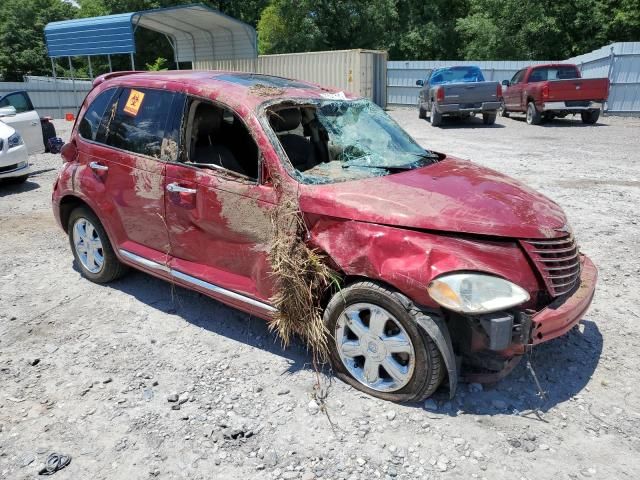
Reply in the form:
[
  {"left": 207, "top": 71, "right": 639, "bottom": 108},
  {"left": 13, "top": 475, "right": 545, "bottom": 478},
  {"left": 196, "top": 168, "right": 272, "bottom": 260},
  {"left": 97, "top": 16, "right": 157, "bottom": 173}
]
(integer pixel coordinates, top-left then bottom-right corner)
[
  {"left": 438, "top": 101, "right": 502, "bottom": 114},
  {"left": 530, "top": 254, "right": 597, "bottom": 344},
  {"left": 0, "top": 143, "right": 30, "bottom": 179},
  {"left": 541, "top": 101, "right": 603, "bottom": 112}
]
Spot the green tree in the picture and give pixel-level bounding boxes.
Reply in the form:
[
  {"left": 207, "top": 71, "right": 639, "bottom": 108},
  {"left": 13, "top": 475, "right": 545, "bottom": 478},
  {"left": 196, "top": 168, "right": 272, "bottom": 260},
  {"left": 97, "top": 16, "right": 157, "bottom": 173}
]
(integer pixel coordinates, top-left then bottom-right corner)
[{"left": 0, "top": 0, "right": 78, "bottom": 80}]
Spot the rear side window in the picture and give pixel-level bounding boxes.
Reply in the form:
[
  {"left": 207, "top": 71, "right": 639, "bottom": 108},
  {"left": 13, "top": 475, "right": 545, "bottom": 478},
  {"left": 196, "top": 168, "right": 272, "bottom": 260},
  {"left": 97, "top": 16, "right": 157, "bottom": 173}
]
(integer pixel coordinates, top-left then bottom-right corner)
[
  {"left": 529, "top": 66, "right": 580, "bottom": 82},
  {"left": 104, "top": 88, "right": 176, "bottom": 159},
  {"left": 78, "top": 88, "right": 117, "bottom": 142},
  {"left": 0, "top": 92, "right": 33, "bottom": 113}
]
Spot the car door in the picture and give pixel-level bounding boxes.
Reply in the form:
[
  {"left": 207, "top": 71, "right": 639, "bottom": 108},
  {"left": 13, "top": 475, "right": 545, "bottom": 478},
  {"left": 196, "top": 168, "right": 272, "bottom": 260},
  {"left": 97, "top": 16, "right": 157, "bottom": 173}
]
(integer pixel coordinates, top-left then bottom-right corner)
[
  {"left": 0, "top": 92, "right": 44, "bottom": 154},
  {"left": 75, "top": 86, "right": 178, "bottom": 264},
  {"left": 164, "top": 97, "right": 277, "bottom": 314},
  {"left": 504, "top": 69, "right": 525, "bottom": 110}
]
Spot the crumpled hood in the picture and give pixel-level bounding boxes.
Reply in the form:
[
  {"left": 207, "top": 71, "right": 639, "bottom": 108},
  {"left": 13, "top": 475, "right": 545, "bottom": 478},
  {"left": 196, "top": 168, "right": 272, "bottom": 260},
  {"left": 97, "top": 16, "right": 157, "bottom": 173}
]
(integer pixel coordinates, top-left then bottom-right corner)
[{"left": 298, "top": 158, "right": 568, "bottom": 239}]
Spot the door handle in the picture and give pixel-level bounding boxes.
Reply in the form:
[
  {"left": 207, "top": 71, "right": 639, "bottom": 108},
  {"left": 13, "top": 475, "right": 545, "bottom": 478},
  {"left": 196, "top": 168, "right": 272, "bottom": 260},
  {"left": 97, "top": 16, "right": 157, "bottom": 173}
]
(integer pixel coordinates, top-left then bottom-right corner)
[
  {"left": 167, "top": 182, "right": 196, "bottom": 194},
  {"left": 89, "top": 161, "right": 108, "bottom": 171}
]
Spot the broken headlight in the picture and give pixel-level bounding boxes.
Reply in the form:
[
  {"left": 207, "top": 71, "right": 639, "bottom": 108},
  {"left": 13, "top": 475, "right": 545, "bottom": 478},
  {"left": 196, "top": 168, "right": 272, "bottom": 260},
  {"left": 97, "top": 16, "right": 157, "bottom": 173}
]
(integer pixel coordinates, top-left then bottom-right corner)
[{"left": 427, "top": 273, "right": 529, "bottom": 314}]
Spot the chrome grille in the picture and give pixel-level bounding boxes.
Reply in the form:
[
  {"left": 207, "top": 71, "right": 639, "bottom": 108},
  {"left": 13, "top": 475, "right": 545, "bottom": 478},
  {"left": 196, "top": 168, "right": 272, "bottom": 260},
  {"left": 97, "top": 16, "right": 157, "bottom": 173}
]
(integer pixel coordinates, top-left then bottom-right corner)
[{"left": 521, "top": 235, "right": 581, "bottom": 297}]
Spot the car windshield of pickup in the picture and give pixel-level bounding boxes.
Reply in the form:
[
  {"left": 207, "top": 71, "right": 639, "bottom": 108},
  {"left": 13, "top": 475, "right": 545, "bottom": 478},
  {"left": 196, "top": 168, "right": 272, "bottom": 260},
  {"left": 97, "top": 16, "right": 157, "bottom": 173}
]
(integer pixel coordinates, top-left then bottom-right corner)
[
  {"left": 267, "top": 99, "right": 439, "bottom": 185},
  {"left": 429, "top": 66, "right": 485, "bottom": 85}
]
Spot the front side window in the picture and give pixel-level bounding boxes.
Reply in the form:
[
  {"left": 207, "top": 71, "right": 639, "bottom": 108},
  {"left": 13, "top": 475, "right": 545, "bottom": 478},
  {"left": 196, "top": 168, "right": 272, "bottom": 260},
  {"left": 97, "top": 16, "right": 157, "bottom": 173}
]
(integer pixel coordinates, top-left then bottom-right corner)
[
  {"left": 267, "top": 99, "right": 439, "bottom": 185},
  {"left": 511, "top": 70, "right": 525, "bottom": 84},
  {"left": 181, "top": 99, "right": 259, "bottom": 180},
  {"left": 104, "top": 88, "right": 176, "bottom": 159},
  {"left": 78, "top": 88, "right": 118, "bottom": 142},
  {"left": 0, "top": 92, "right": 32, "bottom": 113}
]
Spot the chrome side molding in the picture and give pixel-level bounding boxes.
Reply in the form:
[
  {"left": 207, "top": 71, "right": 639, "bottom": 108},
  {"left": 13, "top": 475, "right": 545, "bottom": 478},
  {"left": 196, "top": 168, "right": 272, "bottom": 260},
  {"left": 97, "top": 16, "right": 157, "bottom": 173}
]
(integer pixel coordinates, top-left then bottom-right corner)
[{"left": 119, "top": 249, "right": 276, "bottom": 313}]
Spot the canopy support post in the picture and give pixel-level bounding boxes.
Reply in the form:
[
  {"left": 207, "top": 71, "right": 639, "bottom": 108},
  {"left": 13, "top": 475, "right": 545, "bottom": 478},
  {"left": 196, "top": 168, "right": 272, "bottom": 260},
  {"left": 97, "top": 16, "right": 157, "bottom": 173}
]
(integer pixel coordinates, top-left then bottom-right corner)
[
  {"left": 87, "top": 56, "right": 93, "bottom": 79},
  {"left": 51, "top": 58, "right": 62, "bottom": 119},
  {"left": 130, "top": 53, "right": 135, "bottom": 70},
  {"left": 68, "top": 56, "right": 78, "bottom": 113},
  {"left": 107, "top": 54, "right": 112, "bottom": 72}
]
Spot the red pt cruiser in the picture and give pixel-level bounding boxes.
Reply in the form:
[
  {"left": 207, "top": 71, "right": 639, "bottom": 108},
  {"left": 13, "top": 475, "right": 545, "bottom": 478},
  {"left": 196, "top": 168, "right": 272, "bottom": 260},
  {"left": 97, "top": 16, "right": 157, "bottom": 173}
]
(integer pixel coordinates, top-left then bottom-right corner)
[{"left": 52, "top": 71, "right": 597, "bottom": 402}]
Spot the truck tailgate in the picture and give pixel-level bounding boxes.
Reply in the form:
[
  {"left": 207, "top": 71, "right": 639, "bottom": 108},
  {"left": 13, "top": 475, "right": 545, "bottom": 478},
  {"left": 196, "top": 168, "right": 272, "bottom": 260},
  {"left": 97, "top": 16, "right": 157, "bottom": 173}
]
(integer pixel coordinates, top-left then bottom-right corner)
[
  {"left": 546, "top": 78, "right": 609, "bottom": 102},
  {"left": 442, "top": 81, "right": 499, "bottom": 105}
]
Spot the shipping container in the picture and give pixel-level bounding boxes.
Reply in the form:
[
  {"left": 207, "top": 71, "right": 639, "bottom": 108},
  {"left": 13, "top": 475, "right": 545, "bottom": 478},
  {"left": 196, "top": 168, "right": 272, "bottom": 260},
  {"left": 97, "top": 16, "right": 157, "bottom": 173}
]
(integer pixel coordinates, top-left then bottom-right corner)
[{"left": 194, "top": 49, "right": 387, "bottom": 107}]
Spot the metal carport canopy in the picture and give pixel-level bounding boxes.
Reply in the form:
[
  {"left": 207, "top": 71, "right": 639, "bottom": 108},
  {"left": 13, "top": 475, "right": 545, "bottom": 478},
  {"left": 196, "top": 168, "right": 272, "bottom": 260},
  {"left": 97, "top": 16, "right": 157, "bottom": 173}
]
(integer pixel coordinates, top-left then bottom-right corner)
[{"left": 44, "top": 3, "right": 257, "bottom": 62}]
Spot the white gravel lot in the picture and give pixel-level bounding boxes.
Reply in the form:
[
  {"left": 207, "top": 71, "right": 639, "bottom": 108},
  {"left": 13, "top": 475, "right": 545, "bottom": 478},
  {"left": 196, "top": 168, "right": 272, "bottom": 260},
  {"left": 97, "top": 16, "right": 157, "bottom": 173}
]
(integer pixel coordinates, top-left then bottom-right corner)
[{"left": 0, "top": 111, "right": 639, "bottom": 480}]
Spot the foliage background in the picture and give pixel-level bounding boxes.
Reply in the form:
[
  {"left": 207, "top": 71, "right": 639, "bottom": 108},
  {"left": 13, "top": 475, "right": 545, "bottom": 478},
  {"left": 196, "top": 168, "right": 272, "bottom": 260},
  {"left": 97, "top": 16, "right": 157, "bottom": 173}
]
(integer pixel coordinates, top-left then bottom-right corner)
[{"left": 0, "top": 0, "right": 638, "bottom": 80}]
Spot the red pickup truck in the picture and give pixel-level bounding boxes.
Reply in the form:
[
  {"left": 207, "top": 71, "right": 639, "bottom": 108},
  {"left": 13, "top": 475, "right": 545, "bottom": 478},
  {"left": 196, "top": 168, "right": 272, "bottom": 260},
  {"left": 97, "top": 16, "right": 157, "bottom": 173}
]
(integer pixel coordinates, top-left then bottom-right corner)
[{"left": 501, "top": 64, "right": 609, "bottom": 125}]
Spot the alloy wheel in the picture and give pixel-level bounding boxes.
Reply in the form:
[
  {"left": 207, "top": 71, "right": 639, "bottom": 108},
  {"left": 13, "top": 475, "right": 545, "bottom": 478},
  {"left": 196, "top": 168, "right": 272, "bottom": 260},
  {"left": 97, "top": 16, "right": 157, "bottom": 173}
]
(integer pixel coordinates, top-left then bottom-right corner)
[
  {"left": 335, "top": 303, "right": 415, "bottom": 392},
  {"left": 72, "top": 217, "right": 105, "bottom": 274}
]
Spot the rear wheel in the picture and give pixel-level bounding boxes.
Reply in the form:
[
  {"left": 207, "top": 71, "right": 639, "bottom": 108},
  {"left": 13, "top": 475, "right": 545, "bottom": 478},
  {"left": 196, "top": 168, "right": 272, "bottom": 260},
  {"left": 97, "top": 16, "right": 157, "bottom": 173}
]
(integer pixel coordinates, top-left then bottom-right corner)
[
  {"left": 324, "top": 281, "right": 444, "bottom": 402},
  {"left": 68, "top": 206, "right": 128, "bottom": 283},
  {"left": 430, "top": 104, "right": 442, "bottom": 127},
  {"left": 526, "top": 102, "right": 542, "bottom": 125},
  {"left": 482, "top": 112, "right": 497, "bottom": 125},
  {"left": 581, "top": 109, "right": 600, "bottom": 124}
]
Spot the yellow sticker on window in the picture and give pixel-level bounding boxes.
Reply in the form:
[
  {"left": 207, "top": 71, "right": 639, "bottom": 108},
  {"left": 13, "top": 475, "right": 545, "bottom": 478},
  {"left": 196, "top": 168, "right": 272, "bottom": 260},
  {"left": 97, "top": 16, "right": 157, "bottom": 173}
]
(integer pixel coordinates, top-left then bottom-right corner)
[{"left": 123, "top": 89, "right": 145, "bottom": 116}]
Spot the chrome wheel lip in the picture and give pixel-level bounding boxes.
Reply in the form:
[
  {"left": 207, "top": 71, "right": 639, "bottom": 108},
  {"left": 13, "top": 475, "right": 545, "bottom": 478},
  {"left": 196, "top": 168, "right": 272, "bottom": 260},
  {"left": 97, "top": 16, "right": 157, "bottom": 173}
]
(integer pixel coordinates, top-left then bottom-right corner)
[
  {"left": 526, "top": 104, "right": 533, "bottom": 123},
  {"left": 72, "top": 217, "right": 104, "bottom": 274},
  {"left": 335, "top": 302, "right": 415, "bottom": 393}
]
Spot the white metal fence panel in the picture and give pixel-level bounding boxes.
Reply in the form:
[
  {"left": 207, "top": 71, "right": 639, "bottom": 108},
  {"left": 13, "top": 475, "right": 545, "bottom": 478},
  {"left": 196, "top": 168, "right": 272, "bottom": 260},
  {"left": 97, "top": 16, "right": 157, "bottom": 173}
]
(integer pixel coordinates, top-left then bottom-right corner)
[{"left": 0, "top": 76, "right": 92, "bottom": 119}]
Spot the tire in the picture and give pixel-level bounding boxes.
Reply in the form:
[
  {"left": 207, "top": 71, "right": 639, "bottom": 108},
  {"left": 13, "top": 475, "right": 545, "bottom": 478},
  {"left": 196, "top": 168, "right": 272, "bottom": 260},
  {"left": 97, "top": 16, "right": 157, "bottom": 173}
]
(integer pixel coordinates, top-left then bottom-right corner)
[
  {"left": 67, "top": 206, "right": 128, "bottom": 283},
  {"left": 430, "top": 104, "right": 442, "bottom": 127},
  {"left": 581, "top": 110, "right": 600, "bottom": 124},
  {"left": 500, "top": 101, "right": 509, "bottom": 118},
  {"left": 324, "top": 281, "right": 444, "bottom": 402},
  {"left": 6, "top": 174, "right": 29, "bottom": 184},
  {"left": 41, "top": 121, "right": 57, "bottom": 152},
  {"left": 482, "top": 112, "right": 497, "bottom": 125},
  {"left": 418, "top": 102, "right": 427, "bottom": 119},
  {"left": 526, "top": 102, "right": 542, "bottom": 125}
]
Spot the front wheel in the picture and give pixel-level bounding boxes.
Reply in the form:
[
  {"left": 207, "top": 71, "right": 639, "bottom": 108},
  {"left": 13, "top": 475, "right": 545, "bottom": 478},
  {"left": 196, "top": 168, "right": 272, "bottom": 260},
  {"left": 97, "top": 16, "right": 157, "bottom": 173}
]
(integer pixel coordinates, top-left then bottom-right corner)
[
  {"left": 68, "top": 206, "right": 128, "bottom": 283},
  {"left": 499, "top": 101, "right": 509, "bottom": 117},
  {"left": 581, "top": 110, "right": 600, "bottom": 124},
  {"left": 482, "top": 112, "right": 497, "bottom": 125},
  {"left": 526, "top": 102, "right": 542, "bottom": 125},
  {"left": 324, "top": 281, "right": 444, "bottom": 402}
]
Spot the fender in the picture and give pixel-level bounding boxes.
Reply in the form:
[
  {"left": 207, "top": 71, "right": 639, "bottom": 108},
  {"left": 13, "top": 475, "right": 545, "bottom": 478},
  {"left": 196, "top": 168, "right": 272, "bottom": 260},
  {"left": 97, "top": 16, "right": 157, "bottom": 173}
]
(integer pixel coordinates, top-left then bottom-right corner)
[{"left": 416, "top": 313, "right": 458, "bottom": 399}]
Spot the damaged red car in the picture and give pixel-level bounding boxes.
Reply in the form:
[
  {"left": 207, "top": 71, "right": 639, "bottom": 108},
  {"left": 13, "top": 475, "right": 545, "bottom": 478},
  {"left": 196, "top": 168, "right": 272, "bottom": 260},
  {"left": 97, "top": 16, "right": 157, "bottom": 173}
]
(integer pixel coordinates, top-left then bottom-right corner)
[{"left": 52, "top": 71, "right": 597, "bottom": 402}]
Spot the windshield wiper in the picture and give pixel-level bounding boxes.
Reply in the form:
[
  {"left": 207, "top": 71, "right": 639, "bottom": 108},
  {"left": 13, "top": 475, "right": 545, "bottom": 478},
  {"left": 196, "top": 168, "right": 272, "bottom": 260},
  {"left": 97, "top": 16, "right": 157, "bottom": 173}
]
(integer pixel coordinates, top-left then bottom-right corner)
[{"left": 342, "top": 163, "right": 414, "bottom": 171}]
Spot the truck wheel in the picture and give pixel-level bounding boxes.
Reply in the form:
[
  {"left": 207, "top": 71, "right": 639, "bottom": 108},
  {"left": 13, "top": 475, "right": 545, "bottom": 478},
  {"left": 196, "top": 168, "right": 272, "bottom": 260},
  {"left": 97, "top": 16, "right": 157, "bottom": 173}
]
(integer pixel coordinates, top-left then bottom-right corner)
[
  {"left": 68, "top": 206, "right": 128, "bottom": 283},
  {"left": 418, "top": 103, "right": 426, "bottom": 119},
  {"left": 581, "top": 110, "right": 600, "bottom": 124},
  {"left": 526, "top": 102, "right": 542, "bottom": 125},
  {"left": 499, "top": 101, "right": 509, "bottom": 118},
  {"left": 324, "top": 281, "right": 444, "bottom": 402},
  {"left": 482, "top": 112, "right": 497, "bottom": 125},
  {"left": 430, "top": 104, "right": 443, "bottom": 127}
]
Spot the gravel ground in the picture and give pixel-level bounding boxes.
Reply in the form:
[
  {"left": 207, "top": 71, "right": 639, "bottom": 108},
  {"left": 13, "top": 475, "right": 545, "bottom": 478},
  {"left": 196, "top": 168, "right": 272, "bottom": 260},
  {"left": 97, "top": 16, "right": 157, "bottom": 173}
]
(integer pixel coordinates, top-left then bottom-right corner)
[{"left": 1, "top": 111, "right": 639, "bottom": 480}]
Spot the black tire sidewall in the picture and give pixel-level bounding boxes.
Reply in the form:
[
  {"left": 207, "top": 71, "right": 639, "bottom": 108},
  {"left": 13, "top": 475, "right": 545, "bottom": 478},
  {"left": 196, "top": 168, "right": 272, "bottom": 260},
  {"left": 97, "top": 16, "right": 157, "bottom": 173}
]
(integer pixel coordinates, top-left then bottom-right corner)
[
  {"left": 324, "top": 282, "right": 439, "bottom": 402},
  {"left": 67, "top": 207, "right": 123, "bottom": 283}
]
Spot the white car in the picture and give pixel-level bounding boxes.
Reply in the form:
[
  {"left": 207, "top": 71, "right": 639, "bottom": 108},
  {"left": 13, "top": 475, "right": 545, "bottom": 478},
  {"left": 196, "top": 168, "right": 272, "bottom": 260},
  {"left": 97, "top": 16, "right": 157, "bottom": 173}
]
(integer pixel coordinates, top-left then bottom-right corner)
[
  {"left": 0, "top": 91, "right": 49, "bottom": 154},
  {"left": 0, "top": 112, "right": 30, "bottom": 183}
]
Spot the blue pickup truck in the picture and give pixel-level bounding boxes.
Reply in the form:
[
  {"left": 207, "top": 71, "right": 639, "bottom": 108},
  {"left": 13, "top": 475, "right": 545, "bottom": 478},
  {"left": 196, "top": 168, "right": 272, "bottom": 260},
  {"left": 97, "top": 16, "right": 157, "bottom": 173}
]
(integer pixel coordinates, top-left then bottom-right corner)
[{"left": 416, "top": 66, "right": 502, "bottom": 126}]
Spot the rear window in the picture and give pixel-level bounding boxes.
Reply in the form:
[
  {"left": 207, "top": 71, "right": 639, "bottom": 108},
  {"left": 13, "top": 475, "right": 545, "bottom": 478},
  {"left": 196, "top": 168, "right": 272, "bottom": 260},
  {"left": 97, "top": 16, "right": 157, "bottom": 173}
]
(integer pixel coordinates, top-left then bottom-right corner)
[
  {"left": 430, "top": 67, "right": 485, "bottom": 85},
  {"left": 529, "top": 66, "right": 580, "bottom": 82},
  {"left": 104, "top": 88, "right": 176, "bottom": 159}
]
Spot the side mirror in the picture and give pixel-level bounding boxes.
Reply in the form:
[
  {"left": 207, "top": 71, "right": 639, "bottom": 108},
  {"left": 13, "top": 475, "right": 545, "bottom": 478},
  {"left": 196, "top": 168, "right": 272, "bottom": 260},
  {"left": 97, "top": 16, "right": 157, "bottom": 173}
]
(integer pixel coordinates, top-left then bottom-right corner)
[
  {"left": 416, "top": 79, "right": 424, "bottom": 87},
  {"left": 60, "top": 140, "right": 78, "bottom": 163},
  {"left": 0, "top": 106, "right": 16, "bottom": 118},
  {"left": 501, "top": 80, "right": 510, "bottom": 86}
]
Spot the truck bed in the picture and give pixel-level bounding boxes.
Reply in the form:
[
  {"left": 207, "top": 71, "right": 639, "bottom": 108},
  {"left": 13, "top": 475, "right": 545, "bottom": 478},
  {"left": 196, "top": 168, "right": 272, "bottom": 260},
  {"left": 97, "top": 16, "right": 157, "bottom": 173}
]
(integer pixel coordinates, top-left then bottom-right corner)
[
  {"left": 441, "top": 81, "right": 500, "bottom": 106},
  {"left": 544, "top": 78, "right": 609, "bottom": 103}
]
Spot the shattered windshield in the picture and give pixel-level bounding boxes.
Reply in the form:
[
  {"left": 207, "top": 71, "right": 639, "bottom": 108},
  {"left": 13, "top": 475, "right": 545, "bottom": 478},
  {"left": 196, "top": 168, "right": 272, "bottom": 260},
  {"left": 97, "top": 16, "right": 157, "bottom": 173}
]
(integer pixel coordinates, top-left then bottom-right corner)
[{"left": 267, "top": 99, "right": 439, "bottom": 185}]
